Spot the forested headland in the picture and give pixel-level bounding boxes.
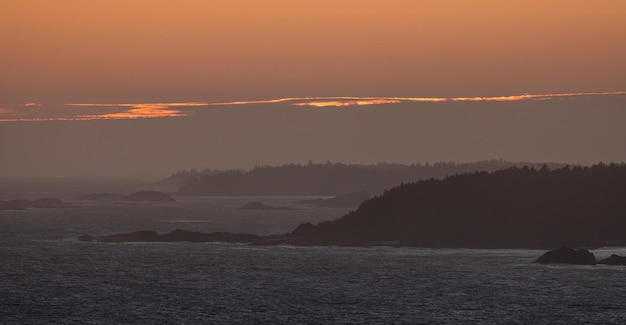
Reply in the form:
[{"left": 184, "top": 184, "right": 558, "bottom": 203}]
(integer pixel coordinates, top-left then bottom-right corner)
[{"left": 284, "top": 163, "right": 626, "bottom": 248}]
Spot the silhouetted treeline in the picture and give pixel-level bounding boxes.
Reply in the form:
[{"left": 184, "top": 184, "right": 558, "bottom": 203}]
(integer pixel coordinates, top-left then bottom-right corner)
[
  {"left": 289, "top": 163, "right": 626, "bottom": 248},
  {"left": 177, "top": 160, "right": 565, "bottom": 196}
]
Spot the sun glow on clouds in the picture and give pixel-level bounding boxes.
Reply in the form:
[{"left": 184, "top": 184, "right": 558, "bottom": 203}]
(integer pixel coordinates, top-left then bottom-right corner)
[
  {"left": 66, "top": 102, "right": 205, "bottom": 120},
  {"left": 293, "top": 99, "right": 401, "bottom": 107},
  {"left": 0, "top": 92, "right": 624, "bottom": 122}
]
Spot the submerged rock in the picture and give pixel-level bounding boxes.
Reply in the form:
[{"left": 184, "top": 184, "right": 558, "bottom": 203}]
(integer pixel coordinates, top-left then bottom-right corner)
[{"left": 536, "top": 247, "right": 596, "bottom": 265}]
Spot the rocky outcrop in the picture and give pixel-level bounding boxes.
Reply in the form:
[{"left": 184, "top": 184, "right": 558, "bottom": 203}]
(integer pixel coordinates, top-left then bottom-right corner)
[
  {"left": 597, "top": 254, "right": 626, "bottom": 265},
  {"left": 536, "top": 247, "right": 596, "bottom": 265},
  {"left": 78, "top": 229, "right": 260, "bottom": 243}
]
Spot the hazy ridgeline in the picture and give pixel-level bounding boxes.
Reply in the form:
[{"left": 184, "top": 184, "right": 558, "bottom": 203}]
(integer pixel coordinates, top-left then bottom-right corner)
[{"left": 174, "top": 160, "right": 566, "bottom": 196}]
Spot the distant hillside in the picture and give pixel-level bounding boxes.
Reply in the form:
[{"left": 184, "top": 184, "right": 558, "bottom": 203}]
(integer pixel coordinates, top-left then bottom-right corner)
[
  {"left": 285, "top": 164, "right": 626, "bottom": 248},
  {"left": 150, "top": 168, "right": 220, "bottom": 190},
  {"left": 176, "top": 160, "right": 566, "bottom": 196}
]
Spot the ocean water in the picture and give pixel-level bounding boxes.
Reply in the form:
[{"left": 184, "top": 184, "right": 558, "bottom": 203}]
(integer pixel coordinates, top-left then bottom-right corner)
[{"left": 2, "top": 195, "right": 626, "bottom": 324}]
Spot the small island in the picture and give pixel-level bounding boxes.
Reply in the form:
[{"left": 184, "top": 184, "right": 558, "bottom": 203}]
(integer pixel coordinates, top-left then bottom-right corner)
[{"left": 536, "top": 247, "right": 626, "bottom": 266}]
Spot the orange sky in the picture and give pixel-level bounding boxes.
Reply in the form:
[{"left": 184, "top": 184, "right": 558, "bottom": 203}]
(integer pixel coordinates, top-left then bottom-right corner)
[
  {"left": 2, "top": 1, "right": 626, "bottom": 176},
  {"left": 2, "top": 0, "right": 625, "bottom": 107}
]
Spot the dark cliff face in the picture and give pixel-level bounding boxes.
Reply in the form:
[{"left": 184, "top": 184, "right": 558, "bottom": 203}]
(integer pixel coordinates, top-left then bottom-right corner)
[{"left": 287, "top": 164, "right": 626, "bottom": 248}]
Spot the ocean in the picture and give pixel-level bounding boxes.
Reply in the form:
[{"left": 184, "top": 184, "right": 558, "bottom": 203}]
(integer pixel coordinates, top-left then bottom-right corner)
[{"left": 2, "top": 185, "right": 626, "bottom": 324}]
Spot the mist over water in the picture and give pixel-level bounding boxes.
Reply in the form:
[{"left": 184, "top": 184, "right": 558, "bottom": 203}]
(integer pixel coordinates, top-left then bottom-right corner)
[{"left": 2, "top": 184, "right": 626, "bottom": 324}]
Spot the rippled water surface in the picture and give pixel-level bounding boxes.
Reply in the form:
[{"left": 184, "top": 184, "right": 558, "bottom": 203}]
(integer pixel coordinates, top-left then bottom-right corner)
[{"left": 2, "top": 196, "right": 626, "bottom": 324}]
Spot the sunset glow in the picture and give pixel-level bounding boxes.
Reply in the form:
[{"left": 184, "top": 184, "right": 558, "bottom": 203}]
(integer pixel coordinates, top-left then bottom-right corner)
[
  {"left": 1, "top": 1, "right": 625, "bottom": 178},
  {"left": 0, "top": 91, "right": 624, "bottom": 122}
]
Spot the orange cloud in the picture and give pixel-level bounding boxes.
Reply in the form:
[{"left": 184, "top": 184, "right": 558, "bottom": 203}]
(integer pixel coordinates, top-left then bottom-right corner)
[
  {"left": 0, "top": 92, "right": 624, "bottom": 123},
  {"left": 285, "top": 91, "right": 626, "bottom": 107},
  {"left": 65, "top": 102, "right": 207, "bottom": 120},
  {"left": 293, "top": 99, "right": 401, "bottom": 107}
]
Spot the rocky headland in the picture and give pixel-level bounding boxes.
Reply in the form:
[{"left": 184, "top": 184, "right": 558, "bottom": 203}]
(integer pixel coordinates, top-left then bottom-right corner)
[{"left": 79, "top": 164, "right": 626, "bottom": 252}]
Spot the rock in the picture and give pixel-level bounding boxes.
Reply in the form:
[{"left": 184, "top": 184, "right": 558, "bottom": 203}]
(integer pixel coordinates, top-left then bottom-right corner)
[
  {"left": 536, "top": 247, "right": 596, "bottom": 265},
  {"left": 597, "top": 254, "right": 626, "bottom": 265}
]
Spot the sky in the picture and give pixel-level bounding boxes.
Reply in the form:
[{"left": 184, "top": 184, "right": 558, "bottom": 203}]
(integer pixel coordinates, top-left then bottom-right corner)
[{"left": 1, "top": 1, "right": 625, "bottom": 177}]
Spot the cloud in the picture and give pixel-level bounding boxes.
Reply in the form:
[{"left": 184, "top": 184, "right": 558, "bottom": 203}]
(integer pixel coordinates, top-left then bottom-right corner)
[
  {"left": 0, "top": 91, "right": 624, "bottom": 123},
  {"left": 65, "top": 102, "right": 206, "bottom": 120},
  {"left": 291, "top": 91, "right": 626, "bottom": 107},
  {"left": 293, "top": 99, "right": 401, "bottom": 107}
]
